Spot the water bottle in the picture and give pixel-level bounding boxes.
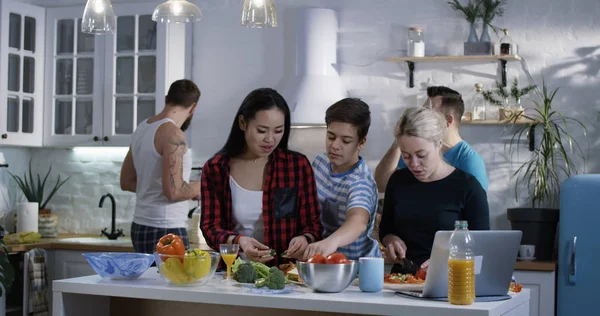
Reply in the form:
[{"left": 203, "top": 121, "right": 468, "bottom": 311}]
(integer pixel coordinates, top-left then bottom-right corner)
[{"left": 448, "top": 220, "right": 475, "bottom": 305}]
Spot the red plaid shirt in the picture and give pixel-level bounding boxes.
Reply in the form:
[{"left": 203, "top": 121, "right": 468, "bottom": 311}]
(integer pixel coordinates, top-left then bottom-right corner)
[{"left": 200, "top": 148, "right": 323, "bottom": 266}]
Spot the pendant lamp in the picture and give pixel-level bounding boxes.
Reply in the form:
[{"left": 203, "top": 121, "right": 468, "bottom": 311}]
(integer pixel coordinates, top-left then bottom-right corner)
[
  {"left": 241, "top": 0, "right": 277, "bottom": 28},
  {"left": 152, "top": 0, "right": 203, "bottom": 23},
  {"left": 81, "top": 0, "right": 116, "bottom": 35}
]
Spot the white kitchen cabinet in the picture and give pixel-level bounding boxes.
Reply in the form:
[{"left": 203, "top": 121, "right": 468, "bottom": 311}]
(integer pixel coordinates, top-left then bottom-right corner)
[
  {"left": 0, "top": 0, "right": 45, "bottom": 147},
  {"left": 44, "top": 3, "right": 185, "bottom": 147},
  {"left": 513, "top": 270, "right": 556, "bottom": 316},
  {"left": 53, "top": 249, "right": 97, "bottom": 280}
]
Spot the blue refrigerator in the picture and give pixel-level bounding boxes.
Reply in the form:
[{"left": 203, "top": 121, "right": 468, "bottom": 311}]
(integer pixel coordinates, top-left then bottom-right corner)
[{"left": 558, "top": 174, "right": 600, "bottom": 315}]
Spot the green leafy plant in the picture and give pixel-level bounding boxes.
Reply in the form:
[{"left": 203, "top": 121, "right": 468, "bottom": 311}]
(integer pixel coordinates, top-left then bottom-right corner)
[
  {"left": 482, "top": 78, "right": 537, "bottom": 106},
  {"left": 479, "top": 0, "right": 506, "bottom": 34},
  {"left": 0, "top": 238, "right": 15, "bottom": 297},
  {"left": 506, "top": 78, "right": 587, "bottom": 208},
  {"left": 448, "top": 0, "right": 481, "bottom": 24},
  {"left": 8, "top": 159, "right": 70, "bottom": 210}
]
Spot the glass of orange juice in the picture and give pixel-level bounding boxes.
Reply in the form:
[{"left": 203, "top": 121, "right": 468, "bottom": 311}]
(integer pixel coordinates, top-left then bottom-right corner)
[{"left": 220, "top": 244, "right": 240, "bottom": 283}]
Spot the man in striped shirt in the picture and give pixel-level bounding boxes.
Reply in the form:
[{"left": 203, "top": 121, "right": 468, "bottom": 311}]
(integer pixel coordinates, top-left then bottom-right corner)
[{"left": 303, "top": 98, "right": 381, "bottom": 261}]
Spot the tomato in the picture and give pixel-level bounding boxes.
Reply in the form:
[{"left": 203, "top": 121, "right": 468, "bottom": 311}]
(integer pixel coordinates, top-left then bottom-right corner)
[
  {"left": 415, "top": 269, "right": 427, "bottom": 280},
  {"left": 307, "top": 254, "right": 327, "bottom": 264},
  {"left": 326, "top": 253, "right": 350, "bottom": 264}
]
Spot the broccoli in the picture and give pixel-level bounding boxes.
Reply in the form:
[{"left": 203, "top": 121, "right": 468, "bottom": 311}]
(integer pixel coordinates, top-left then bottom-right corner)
[
  {"left": 266, "top": 267, "right": 286, "bottom": 290},
  {"left": 233, "top": 263, "right": 257, "bottom": 283},
  {"left": 250, "top": 261, "right": 271, "bottom": 279},
  {"left": 254, "top": 267, "right": 285, "bottom": 290}
]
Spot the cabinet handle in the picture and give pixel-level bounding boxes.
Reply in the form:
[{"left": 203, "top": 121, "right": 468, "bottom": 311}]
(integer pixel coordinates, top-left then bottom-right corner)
[
  {"left": 1, "top": 134, "right": 6, "bottom": 139},
  {"left": 103, "top": 136, "right": 109, "bottom": 142},
  {"left": 569, "top": 236, "right": 577, "bottom": 285},
  {"left": 93, "top": 136, "right": 100, "bottom": 141}
]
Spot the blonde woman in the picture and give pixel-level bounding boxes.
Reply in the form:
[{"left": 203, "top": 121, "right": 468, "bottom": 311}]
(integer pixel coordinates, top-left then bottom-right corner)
[{"left": 379, "top": 107, "right": 489, "bottom": 275}]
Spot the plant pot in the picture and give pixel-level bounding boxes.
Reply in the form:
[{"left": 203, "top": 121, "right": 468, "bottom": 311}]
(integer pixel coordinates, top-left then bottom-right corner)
[
  {"left": 467, "top": 22, "right": 479, "bottom": 42},
  {"left": 39, "top": 208, "right": 51, "bottom": 215},
  {"left": 479, "top": 24, "right": 491, "bottom": 42},
  {"left": 507, "top": 208, "right": 559, "bottom": 261}
]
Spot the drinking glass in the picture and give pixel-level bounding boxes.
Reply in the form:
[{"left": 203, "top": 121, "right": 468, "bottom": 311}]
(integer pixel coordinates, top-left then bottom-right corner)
[{"left": 220, "top": 244, "right": 239, "bottom": 283}]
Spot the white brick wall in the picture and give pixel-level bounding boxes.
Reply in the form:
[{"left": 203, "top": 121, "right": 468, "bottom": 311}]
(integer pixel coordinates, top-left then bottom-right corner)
[{"left": 1, "top": 0, "right": 599, "bottom": 234}]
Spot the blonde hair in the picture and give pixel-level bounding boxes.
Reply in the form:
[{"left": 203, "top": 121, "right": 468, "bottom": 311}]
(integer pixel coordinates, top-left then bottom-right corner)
[{"left": 394, "top": 107, "right": 447, "bottom": 145}]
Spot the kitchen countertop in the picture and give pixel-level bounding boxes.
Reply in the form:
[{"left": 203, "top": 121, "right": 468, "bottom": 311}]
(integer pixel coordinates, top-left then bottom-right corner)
[
  {"left": 53, "top": 267, "right": 530, "bottom": 316},
  {"left": 6, "top": 234, "right": 556, "bottom": 271},
  {"left": 5, "top": 234, "right": 211, "bottom": 253}
]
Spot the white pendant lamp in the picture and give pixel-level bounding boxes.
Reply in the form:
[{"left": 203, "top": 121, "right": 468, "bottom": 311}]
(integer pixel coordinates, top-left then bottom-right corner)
[
  {"left": 241, "top": 0, "right": 277, "bottom": 28},
  {"left": 152, "top": 0, "right": 203, "bottom": 23},
  {"left": 81, "top": 0, "right": 116, "bottom": 35}
]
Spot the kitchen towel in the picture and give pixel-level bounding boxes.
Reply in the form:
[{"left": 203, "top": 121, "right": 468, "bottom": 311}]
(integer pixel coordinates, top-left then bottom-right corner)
[{"left": 26, "top": 248, "right": 49, "bottom": 316}]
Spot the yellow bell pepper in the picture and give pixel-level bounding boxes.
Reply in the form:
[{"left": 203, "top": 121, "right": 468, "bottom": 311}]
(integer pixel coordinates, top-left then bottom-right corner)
[
  {"left": 160, "top": 257, "right": 189, "bottom": 284},
  {"left": 183, "top": 248, "right": 211, "bottom": 279}
]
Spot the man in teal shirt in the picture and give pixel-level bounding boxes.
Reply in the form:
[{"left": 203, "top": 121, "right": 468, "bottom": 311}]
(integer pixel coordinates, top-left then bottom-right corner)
[{"left": 375, "top": 86, "right": 488, "bottom": 192}]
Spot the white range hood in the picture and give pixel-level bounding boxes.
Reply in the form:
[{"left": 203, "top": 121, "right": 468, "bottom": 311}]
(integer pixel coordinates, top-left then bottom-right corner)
[{"left": 281, "top": 8, "right": 347, "bottom": 126}]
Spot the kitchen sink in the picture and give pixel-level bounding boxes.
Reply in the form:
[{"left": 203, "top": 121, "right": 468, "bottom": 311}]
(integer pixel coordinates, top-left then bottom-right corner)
[{"left": 57, "top": 237, "right": 132, "bottom": 245}]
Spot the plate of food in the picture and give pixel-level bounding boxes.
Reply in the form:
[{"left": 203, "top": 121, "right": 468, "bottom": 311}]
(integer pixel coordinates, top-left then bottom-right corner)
[
  {"left": 354, "top": 272, "right": 425, "bottom": 291},
  {"left": 279, "top": 262, "right": 304, "bottom": 286}
]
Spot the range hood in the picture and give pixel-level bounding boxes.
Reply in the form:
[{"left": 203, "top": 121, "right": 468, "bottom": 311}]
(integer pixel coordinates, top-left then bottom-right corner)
[{"left": 281, "top": 8, "right": 347, "bottom": 126}]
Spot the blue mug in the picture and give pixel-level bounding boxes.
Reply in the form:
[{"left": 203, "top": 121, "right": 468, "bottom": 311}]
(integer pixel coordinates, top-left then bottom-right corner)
[{"left": 359, "top": 257, "right": 384, "bottom": 292}]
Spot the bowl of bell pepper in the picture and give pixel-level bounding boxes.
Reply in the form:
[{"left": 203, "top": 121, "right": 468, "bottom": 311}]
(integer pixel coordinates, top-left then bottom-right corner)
[
  {"left": 154, "top": 250, "right": 220, "bottom": 286},
  {"left": 154, "top": 233, "right": 220, "bottom": 286}
]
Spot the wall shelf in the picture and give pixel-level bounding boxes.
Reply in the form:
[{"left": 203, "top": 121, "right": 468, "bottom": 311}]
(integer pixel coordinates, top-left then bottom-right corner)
[
  {"left": 462, "top": 119, "right": 538, "bottom": 125},
  {"left": 386, "top": 55, "right": 522, "bottom": 88}
]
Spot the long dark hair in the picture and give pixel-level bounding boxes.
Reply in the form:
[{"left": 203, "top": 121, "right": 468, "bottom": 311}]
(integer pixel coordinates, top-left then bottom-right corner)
[{"left": 219, "top": 88, "right": 291, "bottom": 157}]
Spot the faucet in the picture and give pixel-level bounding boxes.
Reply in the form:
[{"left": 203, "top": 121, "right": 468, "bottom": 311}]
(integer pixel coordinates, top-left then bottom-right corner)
[{"left": 99, "top": 193, "right": 124, "bottom": 240}]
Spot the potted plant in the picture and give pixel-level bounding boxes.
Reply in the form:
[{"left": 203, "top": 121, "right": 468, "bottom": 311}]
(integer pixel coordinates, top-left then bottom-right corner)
[
  {"left": 505, "top": 79, "right": 587, "bottom": 261},
  {"left": 9, "top": 159, "right": 70, "bottom": 215},
  {"left": 448, "top": 0, "right": 482, "bottom": 42},
  {"left": 478, "top": 0, "right": 506, "bottom": 42},
  {"left": 482, "top": 78, "right": 537, "bottom": 121},
  {"left": 0, "top": 237, "right": 16, "bottom": 311}
]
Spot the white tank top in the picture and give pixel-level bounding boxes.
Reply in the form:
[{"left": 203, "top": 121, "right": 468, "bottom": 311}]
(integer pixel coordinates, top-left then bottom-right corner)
[
  {"left": 131, "top": 118, "right": 191, "bottom": 228},
  {"left": 230, "top": 176, "right": 264, "bottom": 243}
]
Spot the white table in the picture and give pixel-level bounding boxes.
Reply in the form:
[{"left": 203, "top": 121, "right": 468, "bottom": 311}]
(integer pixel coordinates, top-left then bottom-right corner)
[{"left": 53, "top": 268, "right": 530, "bottom": 316}]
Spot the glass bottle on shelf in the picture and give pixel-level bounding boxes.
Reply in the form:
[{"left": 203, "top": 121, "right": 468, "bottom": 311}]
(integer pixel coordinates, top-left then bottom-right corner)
[
  {"left": 471, "top": 83, "right": 486, "bottom": 121},
  {"left": 407, "top": 27, "right": 425, "bottom": 57},
  {"left": 500, "top": 29, "right": 514, "bottom": 55}
]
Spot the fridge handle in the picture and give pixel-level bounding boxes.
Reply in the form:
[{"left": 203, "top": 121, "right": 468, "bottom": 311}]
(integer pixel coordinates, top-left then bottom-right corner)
[{"left": 568, "top": 236, "right": 577, "bottom": 285}]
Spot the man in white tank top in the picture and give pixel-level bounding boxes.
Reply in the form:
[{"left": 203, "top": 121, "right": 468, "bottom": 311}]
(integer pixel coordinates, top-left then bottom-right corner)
[{"left": 120, "top": 79, "right": 201, "bottom": 254}]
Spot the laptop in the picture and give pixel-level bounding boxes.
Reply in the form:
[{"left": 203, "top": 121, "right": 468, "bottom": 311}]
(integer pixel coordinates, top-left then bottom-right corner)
[{"left": 396, "top": 230, "right": 522, "bottom": 301}]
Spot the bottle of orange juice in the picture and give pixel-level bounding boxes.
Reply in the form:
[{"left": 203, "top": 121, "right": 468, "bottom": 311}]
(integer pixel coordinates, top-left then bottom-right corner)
[{"left": 448, "top": 220, "right": 475, "bottom": 305}]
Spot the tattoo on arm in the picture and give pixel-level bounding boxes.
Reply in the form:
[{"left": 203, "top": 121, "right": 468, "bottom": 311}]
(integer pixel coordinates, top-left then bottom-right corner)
[{"left": 167, "top": 135, "right": 191, "bottom": 196}]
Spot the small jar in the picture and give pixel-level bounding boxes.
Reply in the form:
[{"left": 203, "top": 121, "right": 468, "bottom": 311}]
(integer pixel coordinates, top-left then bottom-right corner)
[{"left": 407, "top": 27, "right": 425, "bottom": 57}]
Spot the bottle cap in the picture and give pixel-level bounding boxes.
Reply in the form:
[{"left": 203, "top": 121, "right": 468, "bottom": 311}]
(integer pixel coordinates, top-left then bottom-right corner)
[
  {"left": 409, "top": 27, "right": 424, "bottom": 32},
  {"left": 454, "top": 220, "right": 469, "bottom": 228},
  {"left": 475, "top": 83, "right": 483, "bottom": 89}
]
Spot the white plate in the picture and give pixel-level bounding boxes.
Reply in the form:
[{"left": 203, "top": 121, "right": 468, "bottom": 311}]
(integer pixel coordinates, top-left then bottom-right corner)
[
  {"left": 517, "top": 256, "right": 536, "bottom": 261},
  {"left": 353, "top": 279, "right": 424, "bottom": 292}
]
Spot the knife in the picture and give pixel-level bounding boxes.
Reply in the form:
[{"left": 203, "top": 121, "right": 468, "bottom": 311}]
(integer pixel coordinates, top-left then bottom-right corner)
[{"left": 398, "top": 258, "right": 419, "bottom": 275}]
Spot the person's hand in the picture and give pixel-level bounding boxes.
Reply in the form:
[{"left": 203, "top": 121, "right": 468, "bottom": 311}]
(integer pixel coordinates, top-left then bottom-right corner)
[
  {"left": 285, "top": 235, "right": 309, "bottom": 259},
  {"left": 238, "top": 237, "right": 273, "bottom": 263},
  {"left": 302, "top": 239, "right": 338, "bottom": 260},
  {"left": 420, "top": 259, "right": 430, "bottom": 271},
  {"left": 382, "top": 234, "right": 407, "bottom": 262},
  {"left": 190, "top": 180, "right": 201, "bottom": 200}
]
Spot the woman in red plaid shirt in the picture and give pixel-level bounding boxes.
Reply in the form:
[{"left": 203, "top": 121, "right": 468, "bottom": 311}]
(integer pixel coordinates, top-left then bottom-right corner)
[{"left": 200, "top": 88, "right": 323, "bottom": 266}]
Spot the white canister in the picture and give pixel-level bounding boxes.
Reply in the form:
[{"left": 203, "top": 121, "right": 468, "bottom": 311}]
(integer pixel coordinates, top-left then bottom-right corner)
[{"left": 17, "top": 202, "right": 39, "bottom": 233}]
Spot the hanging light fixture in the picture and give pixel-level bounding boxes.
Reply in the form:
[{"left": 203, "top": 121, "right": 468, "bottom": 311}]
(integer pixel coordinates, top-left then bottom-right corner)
[
  {"left": 81, "top": 0, "right": 116, "bottom": 34},
  {"left": 152, "top": 0, "right": 203, "bottom": 23},
  {"left": 241, "top": 0, "right": 277, "bottom": 28}
]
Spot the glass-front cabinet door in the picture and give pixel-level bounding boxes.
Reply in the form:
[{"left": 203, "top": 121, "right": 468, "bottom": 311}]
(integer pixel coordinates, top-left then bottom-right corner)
[
  {"left": 0, "top": 0, "right": 45, "bottom": 146},
  {"left": 104, "top": 10, "right": 159, "bottom": 146},
  {"left": 44, "top": 7, "right": 104, "bottom": 147}
]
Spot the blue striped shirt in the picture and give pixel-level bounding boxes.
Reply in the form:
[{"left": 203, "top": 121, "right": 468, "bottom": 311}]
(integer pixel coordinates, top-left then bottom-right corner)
[{"left": 312, "top": 153, "right": 381, "bottom": 260}]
